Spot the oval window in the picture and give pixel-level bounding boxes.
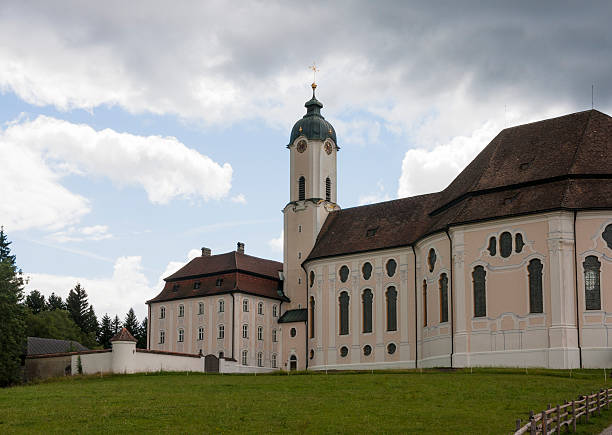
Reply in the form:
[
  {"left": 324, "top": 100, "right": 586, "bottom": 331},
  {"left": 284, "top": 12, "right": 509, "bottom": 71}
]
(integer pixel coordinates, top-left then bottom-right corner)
[
  {"left": 340, "top": 346, "right": 349, "bottom": 358},
  {"left": 362, "top": 262, "right": 372, "bottom": 280},
  {"left": 500, "top": 232, "right": 512, "bottom": 258},
  {"left": 290, "top": 328, "right": 297, "bottom": 337},
  {"left": 386, "top": 259, "right": 397, "bottom": 277},
  {"left": 363, "top": 345, "right": 372, "bottom": 356},
  {"left": 387, "top": 343, "right": 396, "bottom": 355},
  {"left": 339, "top": 265, "right": 349, "bottom": 283}
]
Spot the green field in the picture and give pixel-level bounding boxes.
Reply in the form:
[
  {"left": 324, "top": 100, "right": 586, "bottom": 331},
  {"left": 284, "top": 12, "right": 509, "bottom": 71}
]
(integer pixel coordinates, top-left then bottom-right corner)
[{"left": 2, "top": 369, "right": 612, "bottom": 433}]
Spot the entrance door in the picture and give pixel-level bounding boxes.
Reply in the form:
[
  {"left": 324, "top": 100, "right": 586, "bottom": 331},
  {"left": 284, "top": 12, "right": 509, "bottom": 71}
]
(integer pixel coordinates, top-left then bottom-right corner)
[
  {"left": 289, "top": 355, "right": 297, "bottom": 371},
  {"left": 205, "top": 354, "right": 219, "bottom": 373}
]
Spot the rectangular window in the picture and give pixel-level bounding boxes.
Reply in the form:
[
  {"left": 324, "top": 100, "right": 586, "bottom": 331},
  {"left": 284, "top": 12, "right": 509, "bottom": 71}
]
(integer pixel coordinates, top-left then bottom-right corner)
[
  {"left": 242, "top": 324, "right": 248, "bottom": 339},
  {"left": 219, "top": 300, "right": 224, "bottom": 312},
  {"left": 178, "top": 329, "right": 184, "bottom": 342},
  {"left": 198, "top": 327, "right": 204, "bottom": 341},
  {"left": 159, "top": 330, "right": 165, "bottom": 344},
  {"left": 198, "top": 302, "right": 204, "bottom": 315},
  {"left": 218, "top": 325, "right": 225, "bottom": 339},
  {"left": 440, "top": 274, "right": 449, "bottom": 323}
]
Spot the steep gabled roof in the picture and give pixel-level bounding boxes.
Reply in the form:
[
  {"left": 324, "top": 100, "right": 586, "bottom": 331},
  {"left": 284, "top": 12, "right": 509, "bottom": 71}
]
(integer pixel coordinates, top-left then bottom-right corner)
[
  {"left": 306, "top": 110, "right": 612, "bottom": 262},
  {"left": 110, "top": 327, "right": 137, "bottom": 342}
]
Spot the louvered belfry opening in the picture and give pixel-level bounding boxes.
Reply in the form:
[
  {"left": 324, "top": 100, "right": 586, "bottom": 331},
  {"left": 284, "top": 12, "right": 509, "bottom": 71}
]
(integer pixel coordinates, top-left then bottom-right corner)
[
  {"left": 299, "top": 176, "right": 305, "bottom": 200},
  {"left": 325, "top": 177, "right": 331, "bottom": 202}
]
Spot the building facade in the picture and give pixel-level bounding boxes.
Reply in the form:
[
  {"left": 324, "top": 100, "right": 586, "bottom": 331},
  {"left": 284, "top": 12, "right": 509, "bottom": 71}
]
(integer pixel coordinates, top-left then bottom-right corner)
[{"left": 148, "top": 85, "right": 612, "bottom": 370}]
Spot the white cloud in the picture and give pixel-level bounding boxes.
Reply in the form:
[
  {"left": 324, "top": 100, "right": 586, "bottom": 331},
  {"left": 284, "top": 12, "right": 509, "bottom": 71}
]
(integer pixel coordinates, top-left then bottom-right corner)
[
  {"left": 268, "top": 231, "right": 283, "bottom": 253},
  {"left": 48, "top": 225, "right": 112, "bottom": 243},
  {"left": 26, "top": 256, "right": 152, "bottom": 320},
  {"left": 0, "top": 115, "right": 233, "bottom": 231},
  {"left": 398, "top": 122, "right": 499, "bottom": 198},
  {"left": 358, "top": 180, "right": 391, "bottom": 205},
  {"left": 230, "top": 193, "right": 247, "bottom": 204}
]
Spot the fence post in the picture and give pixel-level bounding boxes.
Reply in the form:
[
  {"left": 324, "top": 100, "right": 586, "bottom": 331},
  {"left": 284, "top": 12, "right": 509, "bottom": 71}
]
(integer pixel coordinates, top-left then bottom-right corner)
[
  {"left": 571, "top": 400, "right": 576, "bottom": 432},
  {"left": 542, "top": 409, "right": 547, "bottom": 434},
  {"left": 516, "top": 419, "right": 521, "bottom": 432},
  {"left": 586, "top": 394, "right": 590, "bottom": 422},
  {"left": 530, "top": 410, "right": 536, "bottom": 435},
  {"left": 608, "top": 388, "right": 611, "bottom": 410},
  {"left": 556, "top": 404, "right": 561, "bottom": 435},
  {"left": 598, "top": 390, "right": 602, "bottom": 416}
]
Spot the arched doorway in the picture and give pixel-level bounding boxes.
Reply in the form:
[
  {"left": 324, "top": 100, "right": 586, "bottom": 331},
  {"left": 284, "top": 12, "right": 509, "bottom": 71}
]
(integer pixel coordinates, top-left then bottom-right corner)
[{"left": 289, "top": 355, "right": 297, "bottom": 371}]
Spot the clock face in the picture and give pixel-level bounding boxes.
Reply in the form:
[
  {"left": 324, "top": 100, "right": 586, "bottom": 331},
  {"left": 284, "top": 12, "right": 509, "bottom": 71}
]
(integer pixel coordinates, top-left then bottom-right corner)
[
  {"left": 324, "top": 141, "right": 333, "bottom": 155},
  {"left": 297, "top": 140, "right": 307, "bottom": 153}
]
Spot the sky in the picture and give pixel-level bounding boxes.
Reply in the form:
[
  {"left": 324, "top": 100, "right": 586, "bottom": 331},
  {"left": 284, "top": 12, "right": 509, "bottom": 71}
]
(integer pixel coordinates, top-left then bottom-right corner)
[{"left": 1, "top": 1, "right": 611, "bottom": 321}]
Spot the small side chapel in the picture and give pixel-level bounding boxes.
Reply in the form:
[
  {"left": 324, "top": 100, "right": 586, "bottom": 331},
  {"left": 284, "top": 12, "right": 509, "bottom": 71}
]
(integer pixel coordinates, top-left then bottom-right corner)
[{"left": 147, "top": 81, "right": 612, "bottom": 371}]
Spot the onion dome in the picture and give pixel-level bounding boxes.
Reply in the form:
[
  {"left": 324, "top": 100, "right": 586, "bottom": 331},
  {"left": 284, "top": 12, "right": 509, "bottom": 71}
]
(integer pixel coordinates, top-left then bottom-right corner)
[{"left": 288, "top": 84, "right": 337, "bottom": 147}]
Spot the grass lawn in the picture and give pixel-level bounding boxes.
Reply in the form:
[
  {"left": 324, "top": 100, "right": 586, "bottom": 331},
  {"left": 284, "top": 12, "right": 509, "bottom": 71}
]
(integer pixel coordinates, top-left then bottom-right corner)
[{"left": 2, "top": 369, "right": 612, "bottom": 433}]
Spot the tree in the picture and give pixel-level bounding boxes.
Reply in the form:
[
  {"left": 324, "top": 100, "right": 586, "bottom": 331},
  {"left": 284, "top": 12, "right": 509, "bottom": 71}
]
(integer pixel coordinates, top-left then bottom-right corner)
[
  {"left": 111, "top": 315, "right": 121, "bottom": 335},
  {"left": 0, "top": 227, "right": 26, "bottom": 386},
  {"left": 66, "top": 283, "right": 89, "bottom": 332},
  {"left": 137, "top": 317, "right": 148, "bottom": 349},
  {"left": 25, "top": 310, "right": 88, "bottom": 344},
  {"left": 98, "top": 314, "right": 114, "bottom": 349},
  {"left": 123, "top": 308, "right": 139, "bottom": 337},
  {"left": 25, "top": 290, "right": 47, "bottom": 314},
  {"left": 47, "top": 293, "right": 65, "bottom": 311}
]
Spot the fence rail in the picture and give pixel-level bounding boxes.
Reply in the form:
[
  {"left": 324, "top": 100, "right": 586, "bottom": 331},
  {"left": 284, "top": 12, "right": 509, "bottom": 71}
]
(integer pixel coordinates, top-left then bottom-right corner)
[{"left": 513, "top": 388, "right": 611, "bottom": 434}]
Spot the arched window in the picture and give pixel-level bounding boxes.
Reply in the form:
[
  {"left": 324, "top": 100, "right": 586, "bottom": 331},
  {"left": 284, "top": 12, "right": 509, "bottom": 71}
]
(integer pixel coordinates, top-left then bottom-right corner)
[
  {"left": 309, "top": 270, "right": 315, "bottom": 287},
  {"left": 584, "top": 256, "right": 601, "bottom": 310},
  {"left": 242, "top": 324, "right": 248, "bottom": 339},
  {"left": 298, "top": 176, "right": 305, "bottom": 200},
  {"left": 309, "top": 296, "right": 315, "bottom": 338},
  {"left": 272, "top": 305, "right": 278, "bottom": 317},
  {"left": 219, "top": 300, "right": 225, "bottom": 312},
  {"left": 218, "top": 324, "right": 225, "bottom": 339},
  {"left": 339, "top": 265, "right": 349, "bottom": 283},
  {"left": 178, "top": 304, "right": 184, "bottom": 317},
  {"left": 160, "top": 306, "right": 166, "bottom": 319},
  {"left": 159, "top": 330, "right": 165, "bottom": 344},
  {"left": 325, "top": 177, "right": 331, "bottom": 202},
  {"left": 257, "top": 302, "right": 264, "bottom": 315},
  {"left": 339, "top": 291, "right": 350, "bottom": 335},
  {"left": 473, "top": 266, "right": 487, "bottom": 317},
  {"left": 362, "top": 262, "right": 372, "bottom": 280},
  {"left": 289, "top": 354, "right": 297, "bottom": 371},
  {"left": 427, "top": 249, "right": 437, "bottom": 272},
  {"left": 603, "top": 224, "right": 612, "bottom": 249},
  {"left": 243, "top": 299, "right": 249, "bottom": 312},
  {"left": 386, "top": 259, "right": 397, "bottom": 277},
  {"left": 198, "top": 326, "right": 204, "bottom": 341},
  {"left": 271, "top": 353, "right": 277, "bottom": 368},
  {"left": 272, "top": 329, "right": 277, "bottom": 342},
  {"left": 241, "top": 350, "right": 248, "bottom": 366},
  {"left": 178, "top": 329, "right": 184, "bottom": 342},
  {"left": 500, "top": 232, "right": 512, "bottom": 258},
  {"left": 439, "top": 273, "right": 449, "bottom": 323},
  {"left": 488, "top": 237, "right": 497, "bottom": 256},
  {"left": 257, "top": 352, "right": 263, "bottom": 367},
  {"left": 386, "top": 286, "right": 397, "bottom": 331},
  {"left": 257, "top": 326, "right": 263, "bottom": 341},
  {"left": 362, "top": 289, "right": 373, "bottom": 333},
  {"left": 218, "top": 351, "right": 224, "bottom": 358},
  {"left": 198, "top": 302, "right": 204, "bottom": 315},
  {"left": 528, "top": 259, "right": 544, "bottom": 313},
  {"left": 423, "top": 280, "right": 428, "bottom": 326}
]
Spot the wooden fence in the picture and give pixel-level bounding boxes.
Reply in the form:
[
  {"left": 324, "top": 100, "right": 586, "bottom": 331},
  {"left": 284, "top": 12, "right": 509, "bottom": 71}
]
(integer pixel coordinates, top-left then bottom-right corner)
[{"left": 513, "top": 388, "right": 612, "bottom": 434}]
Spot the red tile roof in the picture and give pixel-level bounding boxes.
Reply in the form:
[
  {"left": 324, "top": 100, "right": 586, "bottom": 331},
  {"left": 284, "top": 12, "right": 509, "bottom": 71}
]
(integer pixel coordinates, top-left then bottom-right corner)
[
  {"left": 110, "top": 327, "right": 137, "bottom": 342},
  {"left": 307, "top": 110, "right": 612, "bottom": 262},
  {"left": 147, "top": 251, "right": 285, "bottom": 304}
]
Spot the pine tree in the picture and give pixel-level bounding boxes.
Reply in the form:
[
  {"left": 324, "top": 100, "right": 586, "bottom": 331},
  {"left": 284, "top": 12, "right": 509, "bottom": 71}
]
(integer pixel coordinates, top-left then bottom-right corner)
[
  {"left": 25, "top": 290, "right": 47, "bottom": 314},
  {"left": 84, "top": 305, "right": 99, "bottom": 338},
  {"left": 47, "top": 293, "right": 65, "bottom": 310},
  {"left": 111, "top": 315, "right": 121, "bottom": 335},
  {"left": 98, "top": 314, "right": 114, "bottom": 349},
  {"left": 66, "top": 283, "right": 89, "bottom": 332},
  {"left": 137, "top": 317, "right": 148, "bottom": 349},
  {"left": 123, "top": 308, "right": 139, "bottom": 337},
  {"left": 0, "top": 227, "right": 26, "bottom": 386}
]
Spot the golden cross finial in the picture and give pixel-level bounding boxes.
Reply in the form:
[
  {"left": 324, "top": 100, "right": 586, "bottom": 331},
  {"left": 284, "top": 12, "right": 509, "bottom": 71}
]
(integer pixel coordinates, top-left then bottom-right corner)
[{"left": 309, "top": 62, "right": 319, "bottom": 86}]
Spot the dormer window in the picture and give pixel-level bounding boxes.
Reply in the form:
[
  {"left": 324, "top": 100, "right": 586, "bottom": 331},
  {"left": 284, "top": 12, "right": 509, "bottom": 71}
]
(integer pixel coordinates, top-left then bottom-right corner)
[
  {"left": 366, "top": 227, "right": 378, "bottom": 237},
  {"left": 216, "top": 278, "right": 223, "bottom": 287},
  {"left": 193, "top": 281, "right": 201, "bottom": 289},
  {"left": 172, "top": 284, "right": 180, "bottom": 292}
]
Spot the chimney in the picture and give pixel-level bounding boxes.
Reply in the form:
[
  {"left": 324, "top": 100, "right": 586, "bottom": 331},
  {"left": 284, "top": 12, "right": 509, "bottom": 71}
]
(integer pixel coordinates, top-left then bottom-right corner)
[
  {"left": 237, "top": 242, "right": 245, "bottom": 254},
  {"left": 201, "top": 247, "right": 211, "bottom": 257}
]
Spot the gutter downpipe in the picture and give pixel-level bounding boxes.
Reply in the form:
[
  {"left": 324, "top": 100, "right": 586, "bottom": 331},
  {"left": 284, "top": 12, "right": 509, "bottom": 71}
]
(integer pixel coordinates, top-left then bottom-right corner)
[
  {"left": 444, "top": 229, "right": 454, "bottom": 368},
  {"left": 147, "top": 303, "right": 151, "bottom": 350},
  {"left": 302, "top": 262, "right": 309, "bottom": 371},
  {"left": 231, "top": 293, "right": 235, "bottom": 360},
  {"left": 573, "top": 210, "right": 583, "bottom": 368},
  {"left": 412, "top": 245, "right": 418, "bottom": 369}
]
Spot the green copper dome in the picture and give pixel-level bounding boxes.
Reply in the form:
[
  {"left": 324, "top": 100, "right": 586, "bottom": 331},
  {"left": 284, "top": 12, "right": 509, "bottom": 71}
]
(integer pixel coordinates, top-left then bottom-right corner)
[{"left": 288, "top": 88, "right": 337, "bottom": 147}]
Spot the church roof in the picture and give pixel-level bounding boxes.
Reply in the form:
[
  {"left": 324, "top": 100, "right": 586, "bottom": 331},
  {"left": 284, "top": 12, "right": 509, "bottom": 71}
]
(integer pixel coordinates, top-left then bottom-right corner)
[
  {"left": 307, "top": 109, "right": 612, "bottom": 262},
  {"left": 147, "top": 251, "right": 286, "bottom": 304}
]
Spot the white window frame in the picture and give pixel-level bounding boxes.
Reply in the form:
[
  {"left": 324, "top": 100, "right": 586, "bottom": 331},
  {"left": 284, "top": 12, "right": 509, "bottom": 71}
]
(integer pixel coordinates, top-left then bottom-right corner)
[
  {"left": 257, "top": 352, "right": 263, "bottom": 367},
  {"left": 273, "top": 305, "right": 278, "bottom": 317},
  {"left": 218, "top": 324, "right": 225, "bottom": 339},
  {"left": 241, "top": 350, "right": 248, "bottom": 366},
  {"left": 271, "top": 353, "right": 277, "bottom": 368},
  {"left": 258, "top": 302, "right": 264, "bottom": 315},
  {"left": 272, "top": 329, "right": 277, "bottom": 342},
  {"left": 159, "top": 330, "right": 165, "bottom": 344},
  {"left": 219, "top": 299, "right": 225, "bottom": 312},
  {"left": 160, "top": 306, "right": 166, "bottom": 319},
  {"left": 257, "top": 326, "right": 263, "bottom": 341},
  {"left": 242, "top": 324, "right": 248, "bottom": 339},
  {"left": 178, "top": 304, "right": 185, "bottom": 317},
  {"left": 243, "top": 299, "right": 249, "bottom": 312},
  {"left": 178, "top": 328, "right": 184, "bottom": 342},
  {"left": 198, "top": 302, "right": 204, "bottom": 315},
  {"left": 198, "top": 326, "right": 204, "bottom": 341}
]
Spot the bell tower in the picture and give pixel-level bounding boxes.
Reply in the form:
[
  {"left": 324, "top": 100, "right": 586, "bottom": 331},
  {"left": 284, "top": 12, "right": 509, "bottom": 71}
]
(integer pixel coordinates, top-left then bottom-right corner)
[{"left": 283, "top": 82, "right": 339, "bottom": 309}]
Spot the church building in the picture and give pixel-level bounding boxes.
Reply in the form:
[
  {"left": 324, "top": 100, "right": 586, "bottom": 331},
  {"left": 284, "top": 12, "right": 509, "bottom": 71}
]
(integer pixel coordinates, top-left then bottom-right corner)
[{"left": 147, "top": 83, "right": 612, "bottom": 370}]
